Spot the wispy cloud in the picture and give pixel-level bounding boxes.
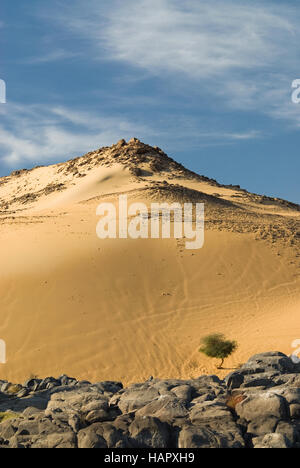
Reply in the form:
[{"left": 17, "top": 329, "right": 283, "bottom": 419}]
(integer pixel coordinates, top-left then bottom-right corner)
[
  {"left": 4, "top": 0, "right": 288, "bottom": 167},
  {"left": 47, "top": 0, "right": 300, "bottom": 126},
  {"left": 102, "top": 1, "right": 295, "bottom": 78},
  {"left": 0, "top": 104, "right": 153, "bottom": 166},
  {"left": 24, "top": 49, "right": 79, "bottom": 65},
  {"left": 54, "top": 0, "right": 295, "bottom": 75},
  {"left": 0, "top": 102, "right": 259, "bottom": 167}
]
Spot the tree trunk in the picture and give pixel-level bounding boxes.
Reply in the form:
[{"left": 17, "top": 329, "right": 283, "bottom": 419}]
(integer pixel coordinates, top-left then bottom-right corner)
[{"left": 217, "top": 358, "right": 224, "bottom": 369}]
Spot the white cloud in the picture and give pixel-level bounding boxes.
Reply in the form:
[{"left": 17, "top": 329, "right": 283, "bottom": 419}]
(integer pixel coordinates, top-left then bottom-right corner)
[
  {"left": 49, "top": 0, "right": 300, "bottom": 126},
  {"left": 103, "top": 1, "right": 295, "bottom": 78},
  {"left": 0, "top": 104, "right": 154, "bottom": 166},
  {"left": 56, "top": 0, "right": 295, "bottom": 76},
  {"left": 0, "top": 102, "right": 259, "bottom": 167},
  {"left": 2, "top": 1, "right": 298, "bottom": 170},
  {"left": 24, "top": 49, "right": 79, "bottom": 65}
]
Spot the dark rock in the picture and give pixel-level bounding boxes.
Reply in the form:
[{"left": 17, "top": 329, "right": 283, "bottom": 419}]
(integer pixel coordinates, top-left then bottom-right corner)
[
  {"left": 189, "top": 401, "right": 232, "bottom": 424},
  {"left": 241, "top": 372, "right": 279, "bottom": 389},
  {"left": 225, "top": 372, "right": 244, "bottom": 390},
  {"left": 170, "top": 385, "right": 192, "bottom": 402},
  {"left": 129, "top": 416, "right": 171, "bottom": 448},
  {"left": 117, "top": 385, "right": 160, "bottom": 413},
  {"left": 23, "top": 379, "right": 42, "bottom": 392},
  {"left": 2, "top": 413, "right": 77, "bottom": 448},
  {"left": 38, "top": 377, "right": 61, "bottom": 391},
  {"left": 1, "top": 352, "right": 300, "bottom": 448},
  {"left": 22, "top": 407, "right": 43, "bottom": 419},
  {"left": 0, "top": 419, "right": 19, "bottom": 440},
  {"left": 290, "top": 404, "right": 300, "bottom": 419},
  {"left": 45, "top": 389, "right": 110, "bottom": 427},
  {"left": 253, "top": 433, "right": 291, "bottom": 449},
  {"left": 77, "top": 424, "right": 107, "bottom": 448},
  {"left": 115, "top": 139, "right": 127, "bottom": 149},
  {"left": 91, "top": 381, "right": 123, "bottom": 395},
  {"left": 241, "top": 352, "right": 295, "bottom": 374},
  {"left": 1, "top": 383, "right": 11, "bottom": 393},
  {"left": 235, "top": 392, "right": 289, "bottom": 421},
  {"left": 16, "top": 388, "right": 29, "bottom": 398},
  {"left": 178, "top": 423, "right": 244, "bottom": 449},
  {"left": 136, "top": 395, "right": 188, "bottom": 421},
  {"left": 247, "top": 416, "right": 279, "bottom": 437},
  {"left": 276, "top": 421, "right": 299, "bottom": 446},
  {"left": 59, "top": 375, "right": 77, "bottom": 387}
]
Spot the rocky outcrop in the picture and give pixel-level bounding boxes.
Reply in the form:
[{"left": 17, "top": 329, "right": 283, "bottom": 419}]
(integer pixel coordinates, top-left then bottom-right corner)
[{"left": 1, "top": 352, "right": 300, "bottom": 448}]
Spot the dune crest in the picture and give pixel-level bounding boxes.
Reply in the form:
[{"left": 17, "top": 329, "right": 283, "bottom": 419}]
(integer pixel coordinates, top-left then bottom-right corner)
[{"left": 0, "top": 139, "right": 299, "bottom": 385}]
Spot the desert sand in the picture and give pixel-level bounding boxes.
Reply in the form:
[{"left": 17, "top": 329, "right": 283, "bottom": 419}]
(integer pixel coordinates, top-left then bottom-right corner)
[{"left": 0, "top": 138, "right": 299, "bottom": 385}]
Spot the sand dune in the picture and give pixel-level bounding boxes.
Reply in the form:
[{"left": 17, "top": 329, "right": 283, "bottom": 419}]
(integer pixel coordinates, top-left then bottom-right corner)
[{"left": 0, "top": 138, "right": 299, "bottom": 385}]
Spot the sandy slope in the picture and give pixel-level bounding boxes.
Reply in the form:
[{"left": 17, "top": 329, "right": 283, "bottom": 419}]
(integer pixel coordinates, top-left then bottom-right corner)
[{"left": 0, "top": 138, "right": 299, "bottom": 385}]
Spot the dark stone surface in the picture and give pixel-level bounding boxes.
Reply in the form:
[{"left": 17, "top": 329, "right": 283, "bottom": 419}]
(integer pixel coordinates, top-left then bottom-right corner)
[{"left": 1, "top": 351, "right": 300, "bottom": 448}]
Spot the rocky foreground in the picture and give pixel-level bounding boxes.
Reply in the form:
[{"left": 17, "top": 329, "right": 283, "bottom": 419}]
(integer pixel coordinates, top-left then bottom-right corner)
[{"left": 1, "top": 352, "right": 300, "bottom": 448}]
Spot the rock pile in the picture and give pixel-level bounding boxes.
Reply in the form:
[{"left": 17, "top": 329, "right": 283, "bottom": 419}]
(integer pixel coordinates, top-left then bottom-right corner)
[{"left": 1, "top": 352, "right": 300, "bottom": 448}]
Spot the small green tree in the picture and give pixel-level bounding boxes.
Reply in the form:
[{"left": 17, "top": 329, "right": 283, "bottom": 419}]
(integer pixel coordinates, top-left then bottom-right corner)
[{"left": 199, "top": 334, "right": 237, "bottom": 369}]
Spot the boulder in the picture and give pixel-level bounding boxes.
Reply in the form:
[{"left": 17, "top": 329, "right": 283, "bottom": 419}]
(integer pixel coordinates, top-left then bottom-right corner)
[
  {"left": 170, "top": 385, "right": 192, "bottom": 402},
  {"left": 23, "top": 379, "right": 42, "bottom": 392},
  {"left": 253, "top": 433, "right": 291, "bottom": 449},
  {"left": 45, "top": 389, "right": 115, "bottom": 425},
  {"left": 225, "top": 372, "right": 244, "bottom": 390},
  {"left": 178, "top": 423, "right": 244, "bottom": 449},
  {"left": 1, "top": 352, "right": 300, "bottom": 448},
  {"left": 2, "top": 413, "right": 77, "bottom": 448},
  {"left": 235, "top": 392, "right": 289, "bottom": 422},
  {"left": 135, "top": 395, "right": 188, "bottom": 421},
  {"left": 246, "top": 416, "right": 279, "bottom": 437},
  {"left": 129, "top": 416, "right": 171, "bottom": 448},
  {"left": 77, "top": 424, "right": 107, "bottom": 448},
  {"left": 276, "top": 421, "right": 299, "bottom": 446},
  {"left": 117, "top": 385, "right": 160, "bottom": 413},
  {"left": 189, "top": 401, "right": 232, "bottom": 424},
  {"left": 241, "top": 352, "right": 294, "bottom": 374},
  {"left": 290, "top": 404, "right": 300, "bottom": 419}
]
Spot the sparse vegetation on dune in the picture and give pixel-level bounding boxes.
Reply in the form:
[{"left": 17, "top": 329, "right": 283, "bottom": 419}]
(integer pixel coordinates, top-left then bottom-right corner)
[{"left": 199, "top": 333, "right": 238, "bottom": 369}]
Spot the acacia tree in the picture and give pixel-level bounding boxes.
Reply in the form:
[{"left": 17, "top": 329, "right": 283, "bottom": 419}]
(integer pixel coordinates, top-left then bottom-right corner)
[{"left": 199, "top": 334, "right": 237, "bottom": 369}]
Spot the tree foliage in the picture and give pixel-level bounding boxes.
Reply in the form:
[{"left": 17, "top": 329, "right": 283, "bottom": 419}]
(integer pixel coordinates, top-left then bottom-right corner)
[{"left": 199, "top": 333, "right": 237, "bottom": 368}]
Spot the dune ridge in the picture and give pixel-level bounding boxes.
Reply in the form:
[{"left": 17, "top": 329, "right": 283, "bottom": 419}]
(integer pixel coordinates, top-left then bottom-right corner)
[{"left": 0, "top": 138, "right": 299, "bottom": 385}]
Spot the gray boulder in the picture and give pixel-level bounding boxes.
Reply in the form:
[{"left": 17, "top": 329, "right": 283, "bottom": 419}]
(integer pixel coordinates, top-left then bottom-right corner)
[
  {"left": 45, "top": 389, "right": 117, "bottom": 425},
  {"left": 117, "top": 385, "right": 160, "bottom": 413},
  {"left": 77, "top": 424, "right": 107, "bottom": 448},
  {"left": 135, "top": 394, "right": 188, "bottom": 421},
  {"left": 241, "top": 352, "right": 295, "bottom": 374},
  {"left": 235, "top": 392, "right": 289, "bottom": 421},
  {"left": 178, "top": 423, "right": 244, "bottom": 449},
  {"left": 253, "top": 433, "right": 291, "bottom": 449},
  {"left": 1, "top": 351, "right": 300, "bottom": 449},
  {"left": 129, "top": 416, "right": 171, "bottom": 448}
]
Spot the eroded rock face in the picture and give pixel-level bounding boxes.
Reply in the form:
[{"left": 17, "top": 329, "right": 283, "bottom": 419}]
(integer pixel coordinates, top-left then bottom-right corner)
[{"left": 1, "top": 352, "right": 300, "bottom": 448}]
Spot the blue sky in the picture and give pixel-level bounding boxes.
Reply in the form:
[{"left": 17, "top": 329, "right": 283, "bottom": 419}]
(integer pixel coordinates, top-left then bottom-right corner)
[{"left": 1, "top": 0, "right": 300, "bottom": 203}]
